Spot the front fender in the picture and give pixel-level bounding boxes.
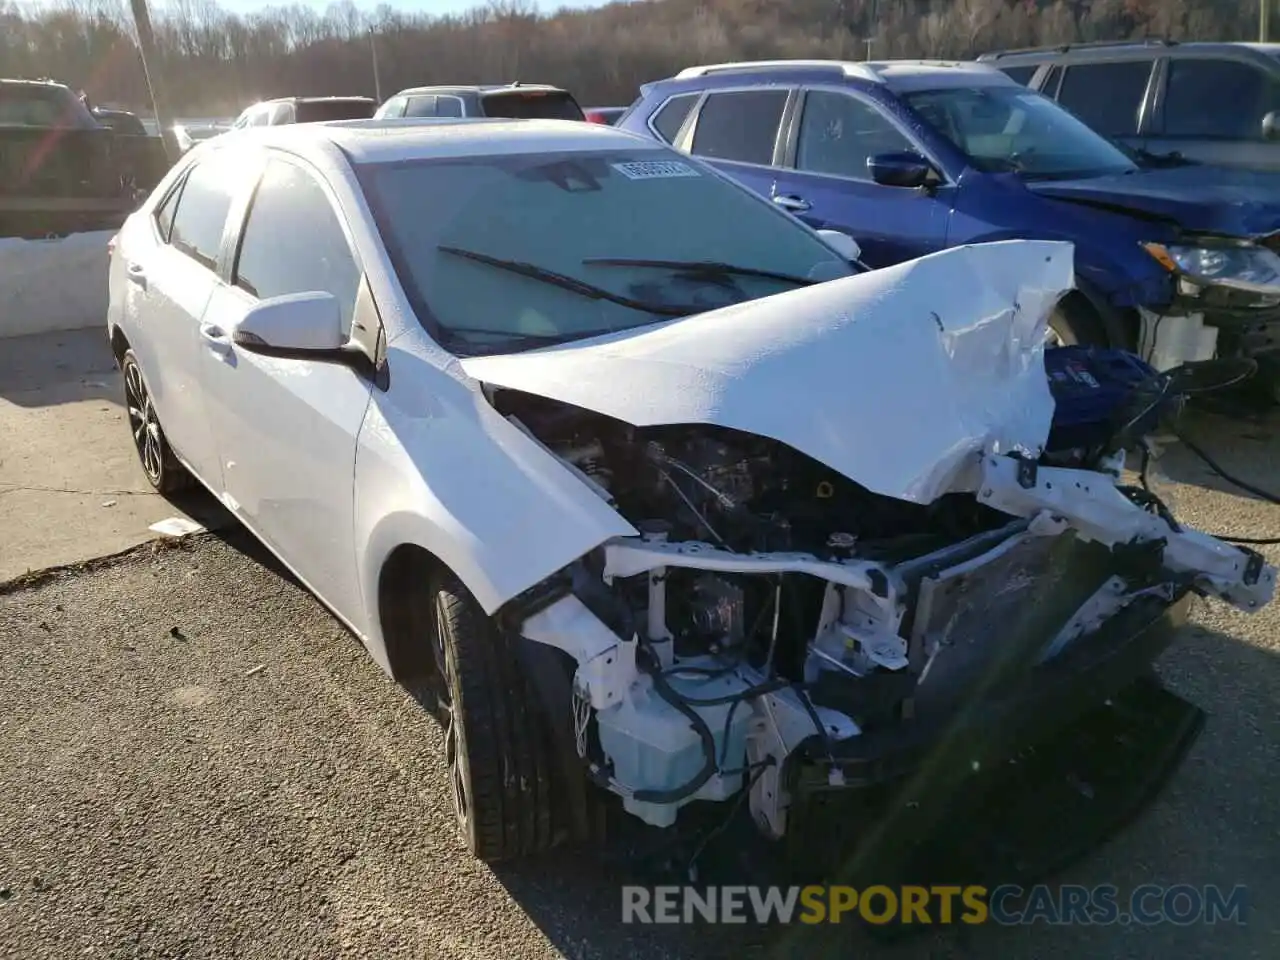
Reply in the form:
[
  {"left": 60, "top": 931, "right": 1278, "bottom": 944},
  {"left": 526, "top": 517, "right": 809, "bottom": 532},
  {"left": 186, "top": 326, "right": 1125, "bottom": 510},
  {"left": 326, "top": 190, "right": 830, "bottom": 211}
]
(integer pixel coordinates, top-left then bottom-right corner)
[{"left": 352, "top": 341, "right": 637, "bottom": 671}]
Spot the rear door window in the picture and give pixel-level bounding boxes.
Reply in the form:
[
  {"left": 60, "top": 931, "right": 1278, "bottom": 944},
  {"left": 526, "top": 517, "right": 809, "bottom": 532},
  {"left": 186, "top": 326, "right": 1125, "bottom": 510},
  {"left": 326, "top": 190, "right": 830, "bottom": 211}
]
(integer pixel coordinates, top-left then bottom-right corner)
[
  {"left": 650, "top": 93, "right": 698, "bottom": 143},
  {"left": 1160, "top": 59, "right": 1280, "bottom": 140},
  {"left": 168, "top": 153, "right": 238, "bottom": 270},
  {"left": 1054, "top": 60, "right": 1154, "bottom": 136},
  {"left": 480, "top": 90, "right": 584, "bottom": 121},
  {"left": 689, "top": 89, "right": 789, "bottom": 166}
]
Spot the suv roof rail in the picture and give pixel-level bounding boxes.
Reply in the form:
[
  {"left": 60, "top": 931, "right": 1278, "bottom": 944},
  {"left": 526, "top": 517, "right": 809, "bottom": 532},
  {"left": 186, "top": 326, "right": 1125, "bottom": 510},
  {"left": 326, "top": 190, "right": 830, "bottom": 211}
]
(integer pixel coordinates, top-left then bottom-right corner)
[
  {"left": 673, "top": 59, "right": 884, "bottom": 83},
  {"left": 980, "top": 38, "right": 1177, "bottom": 60}
]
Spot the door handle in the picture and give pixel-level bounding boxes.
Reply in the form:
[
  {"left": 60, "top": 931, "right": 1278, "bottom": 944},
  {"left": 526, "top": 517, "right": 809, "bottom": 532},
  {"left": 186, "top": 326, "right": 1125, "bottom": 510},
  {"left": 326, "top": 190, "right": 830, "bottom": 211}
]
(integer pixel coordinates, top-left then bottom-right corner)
[
  {"left": 199, "top": 323, "right": 233, "bottom": 359},
  {"left": 126, "top": 262, "right": 147, "bottom": 288},
  {"left": 772, "top": 194, "right": 812, "bottom": 213}
]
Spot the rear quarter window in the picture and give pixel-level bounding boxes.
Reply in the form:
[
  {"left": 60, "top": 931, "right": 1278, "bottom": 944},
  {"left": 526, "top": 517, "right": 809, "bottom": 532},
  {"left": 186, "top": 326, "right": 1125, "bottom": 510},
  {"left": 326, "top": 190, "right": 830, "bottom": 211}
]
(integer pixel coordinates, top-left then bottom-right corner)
[{"left": 998, "top": 65, "right": 1039, "bottom": 86}]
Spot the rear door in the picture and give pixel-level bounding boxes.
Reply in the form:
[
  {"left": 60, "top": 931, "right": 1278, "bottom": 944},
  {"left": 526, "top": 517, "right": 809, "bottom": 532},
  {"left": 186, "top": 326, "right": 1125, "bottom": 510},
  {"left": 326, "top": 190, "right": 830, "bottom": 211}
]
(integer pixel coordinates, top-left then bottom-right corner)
[
  {"left": 120, "top": 150, "right": 241, "bottom": 484},
  {"left": 1047, "top": 58, "right": 1157, "bottom": 154},
  {"left": 770, "top": 87, "right": 950, "bottom": 267},
  {"left": 197, "top": 153, "right": 371, "bottom": 618},
  {"left": 1145, "top": 56, "right": 1280, "bottom": 170},
  {"left": 675, "top": 87, "right": 793, "bottom": 210}
]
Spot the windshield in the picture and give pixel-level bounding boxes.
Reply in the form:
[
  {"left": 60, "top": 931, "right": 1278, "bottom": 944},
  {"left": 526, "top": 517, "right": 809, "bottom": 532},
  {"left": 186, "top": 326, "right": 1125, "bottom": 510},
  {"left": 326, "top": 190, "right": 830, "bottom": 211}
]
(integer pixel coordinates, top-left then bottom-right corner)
[
  {"left": 358, "top": 149, "right": 853, "bottom": 355},
  {"left": 905, "top": 85, "right": 1138, "bottom": 180}
]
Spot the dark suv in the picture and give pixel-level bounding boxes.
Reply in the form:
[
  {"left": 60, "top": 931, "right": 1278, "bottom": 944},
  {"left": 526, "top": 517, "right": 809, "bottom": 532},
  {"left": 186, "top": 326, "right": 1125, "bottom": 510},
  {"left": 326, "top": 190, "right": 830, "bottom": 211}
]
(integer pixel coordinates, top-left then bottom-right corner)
[
  {"left": 373, "top": 83, "right": 585, "bottom": 121},
  {"left": 977, "top": 40, "right": 1280, "bottom": 171}
]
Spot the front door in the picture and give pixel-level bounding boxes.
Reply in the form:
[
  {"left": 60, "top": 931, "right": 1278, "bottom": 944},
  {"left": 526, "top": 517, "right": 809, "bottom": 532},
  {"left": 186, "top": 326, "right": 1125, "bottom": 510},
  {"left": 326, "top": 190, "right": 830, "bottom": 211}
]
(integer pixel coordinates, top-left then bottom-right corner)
[
  {"left": 769, "top": 88, "right": 951, "bottom": 268},
  {"left": 197, "top": 154, "right": 372, "bottom": 620}
]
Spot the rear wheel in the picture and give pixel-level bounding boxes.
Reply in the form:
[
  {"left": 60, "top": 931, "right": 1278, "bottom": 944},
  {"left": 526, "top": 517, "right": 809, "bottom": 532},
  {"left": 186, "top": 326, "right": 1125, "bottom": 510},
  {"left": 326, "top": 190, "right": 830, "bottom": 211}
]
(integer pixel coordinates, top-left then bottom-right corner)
[
  {"left": 121, "top": 349, "right": 193, "bottom": 495},
  {"left": 411, "top": 570, "right": 559, "bottom": 862}
]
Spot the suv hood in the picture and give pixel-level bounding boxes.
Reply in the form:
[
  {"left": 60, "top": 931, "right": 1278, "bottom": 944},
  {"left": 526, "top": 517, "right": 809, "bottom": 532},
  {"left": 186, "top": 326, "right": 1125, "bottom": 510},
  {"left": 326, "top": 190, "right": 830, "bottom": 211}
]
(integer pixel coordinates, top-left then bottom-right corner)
[
  {"left": 1027, "top": 165, "right": 1280, "bottom": 237},
  {"left": 461, "top": 240, "right": 1074, "bottom": 505}
]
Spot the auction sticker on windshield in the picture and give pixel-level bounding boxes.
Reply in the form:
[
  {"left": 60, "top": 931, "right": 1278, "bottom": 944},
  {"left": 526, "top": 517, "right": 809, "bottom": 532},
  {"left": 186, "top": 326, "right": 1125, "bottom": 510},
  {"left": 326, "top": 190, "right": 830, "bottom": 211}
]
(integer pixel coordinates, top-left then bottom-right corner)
[{"left": 611, "top": 160, "right": 701, "bottom": 180}]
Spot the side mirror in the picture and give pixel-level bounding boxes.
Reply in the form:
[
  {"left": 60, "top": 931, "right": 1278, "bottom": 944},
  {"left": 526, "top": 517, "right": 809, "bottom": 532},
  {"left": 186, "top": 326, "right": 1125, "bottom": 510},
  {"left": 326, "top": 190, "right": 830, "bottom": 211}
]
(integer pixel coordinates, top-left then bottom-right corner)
[
  {"left": 1263, "top": 111, "right": 1280, "bottom": 142},
  {"left": 233, "top": 291, "right": 344, "bottom": 353},
  {"left": 815, "top": 229, "right": 862, "bottom": 263},
  {"left": 868, "top": 151, "right": 935, "bottom": 189}
]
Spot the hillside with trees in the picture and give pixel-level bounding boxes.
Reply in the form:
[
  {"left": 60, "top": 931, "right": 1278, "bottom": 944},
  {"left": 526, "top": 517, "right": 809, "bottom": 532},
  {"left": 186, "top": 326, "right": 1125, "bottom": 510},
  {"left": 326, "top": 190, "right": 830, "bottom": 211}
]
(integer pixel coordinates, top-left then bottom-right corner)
[{"left": 0, "top": 0, "right": 1269, "bottom": 116}]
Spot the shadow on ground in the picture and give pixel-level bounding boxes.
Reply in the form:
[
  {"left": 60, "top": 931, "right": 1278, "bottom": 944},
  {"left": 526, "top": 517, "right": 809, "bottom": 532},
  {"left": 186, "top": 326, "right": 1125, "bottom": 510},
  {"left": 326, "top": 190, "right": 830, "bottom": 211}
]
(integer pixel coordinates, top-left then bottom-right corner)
[{"left": 0, "top": 328, "right": 121, "bottom": 409}]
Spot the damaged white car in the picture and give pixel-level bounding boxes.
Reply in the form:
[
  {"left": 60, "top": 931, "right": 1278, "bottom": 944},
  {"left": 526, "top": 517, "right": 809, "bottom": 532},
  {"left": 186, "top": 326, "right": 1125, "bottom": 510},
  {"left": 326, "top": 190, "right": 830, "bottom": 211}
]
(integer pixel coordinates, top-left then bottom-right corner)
[{"left": 107, "top": 119, "right": 1276, "bottom": 869}]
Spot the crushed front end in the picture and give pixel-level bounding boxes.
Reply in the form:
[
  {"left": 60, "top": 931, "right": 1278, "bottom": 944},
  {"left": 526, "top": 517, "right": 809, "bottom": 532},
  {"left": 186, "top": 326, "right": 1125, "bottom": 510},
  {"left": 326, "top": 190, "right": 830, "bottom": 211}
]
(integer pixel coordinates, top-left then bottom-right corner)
[
  {"left": 495, "top": 398, "right": 1274, "bottom": 872},
  {"left": 465, "top": 241, "right": 1276, "bottom": 878}
]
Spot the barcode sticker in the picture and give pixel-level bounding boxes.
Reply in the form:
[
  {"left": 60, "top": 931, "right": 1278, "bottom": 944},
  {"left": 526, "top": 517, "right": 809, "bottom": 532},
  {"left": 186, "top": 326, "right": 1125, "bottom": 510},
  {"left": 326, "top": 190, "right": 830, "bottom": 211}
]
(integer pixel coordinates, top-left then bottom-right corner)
[{"left": 611, "top": 160, "right": 701, "bottom": 180}]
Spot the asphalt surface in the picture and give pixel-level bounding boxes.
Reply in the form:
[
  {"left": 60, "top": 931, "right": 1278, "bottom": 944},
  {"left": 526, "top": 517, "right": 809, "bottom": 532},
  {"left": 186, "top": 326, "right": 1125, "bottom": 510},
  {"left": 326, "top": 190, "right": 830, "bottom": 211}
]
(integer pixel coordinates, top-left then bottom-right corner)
[{"left": 1, "top": 408, "right": 1278, "bottom": 959}]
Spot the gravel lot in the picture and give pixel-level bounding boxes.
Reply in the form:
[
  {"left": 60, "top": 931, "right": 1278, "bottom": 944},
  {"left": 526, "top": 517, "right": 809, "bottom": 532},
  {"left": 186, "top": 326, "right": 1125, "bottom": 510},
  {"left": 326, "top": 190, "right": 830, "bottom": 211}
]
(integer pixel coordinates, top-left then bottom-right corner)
[{"left": 1, "top": 409, "right": 1278, "bottom": 959}]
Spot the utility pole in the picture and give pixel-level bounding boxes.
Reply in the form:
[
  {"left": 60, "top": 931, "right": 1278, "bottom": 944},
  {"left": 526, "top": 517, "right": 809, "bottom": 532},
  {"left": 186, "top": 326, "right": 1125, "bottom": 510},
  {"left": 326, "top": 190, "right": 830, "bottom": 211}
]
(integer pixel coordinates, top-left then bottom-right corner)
[
  {"left": 369, "top": 27, "right": 382, "bottom": 103},
  {"left": 1264, "top": 0, "right": 1272, "bottom": 43},
  {"left": 128, "top": 0, "right": 179, "bottom": 162}
]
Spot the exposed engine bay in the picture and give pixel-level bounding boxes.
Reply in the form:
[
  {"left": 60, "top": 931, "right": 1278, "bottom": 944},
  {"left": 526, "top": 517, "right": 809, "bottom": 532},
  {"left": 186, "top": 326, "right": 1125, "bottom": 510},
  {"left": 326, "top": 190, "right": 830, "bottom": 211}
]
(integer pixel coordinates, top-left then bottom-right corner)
[{"left": 487, "top": 379, "right": 1277, "bottom": 841}]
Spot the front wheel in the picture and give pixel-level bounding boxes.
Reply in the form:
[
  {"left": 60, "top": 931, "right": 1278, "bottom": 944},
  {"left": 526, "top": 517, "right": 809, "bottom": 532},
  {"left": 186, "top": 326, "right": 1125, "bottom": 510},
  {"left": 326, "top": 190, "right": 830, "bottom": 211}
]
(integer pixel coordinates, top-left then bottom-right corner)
[{"left": 412, "top": 570, "right": 560, "bottom": 862}]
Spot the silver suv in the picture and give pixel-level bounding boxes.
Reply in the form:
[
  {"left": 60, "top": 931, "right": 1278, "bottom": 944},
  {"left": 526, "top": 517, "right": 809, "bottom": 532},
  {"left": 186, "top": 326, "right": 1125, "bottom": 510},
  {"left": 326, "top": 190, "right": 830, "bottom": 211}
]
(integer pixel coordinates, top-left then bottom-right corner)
[{"left": 977, "top": 40, "right": 1280, "bottom": 170}]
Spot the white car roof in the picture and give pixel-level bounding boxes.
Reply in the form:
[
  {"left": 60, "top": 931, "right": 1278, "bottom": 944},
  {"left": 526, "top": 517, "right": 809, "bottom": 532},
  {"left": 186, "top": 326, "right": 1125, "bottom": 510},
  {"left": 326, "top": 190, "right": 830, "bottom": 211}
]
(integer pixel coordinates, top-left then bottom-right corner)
[{"left": 213, "top": 118, "right": 662, "bottom": 167}]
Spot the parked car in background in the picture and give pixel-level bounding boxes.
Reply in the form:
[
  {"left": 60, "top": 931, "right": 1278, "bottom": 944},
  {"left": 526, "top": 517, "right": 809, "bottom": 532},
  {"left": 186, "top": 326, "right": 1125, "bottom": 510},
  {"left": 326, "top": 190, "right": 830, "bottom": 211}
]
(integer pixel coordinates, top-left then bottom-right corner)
[
  {"left": 0, "top": 77, "right": 135, "bottom": 237},
  {"left": 584, "top": 106, "right": 626, "bottom": 125},
  {"left": 618, "top": 59, "right": 1280, "bottom": 389},
  {"left": 172, "top": 122, "right": 231, "bottom": 153},
  {"left": 978, "top": 40, "right": 1280, "bottom": 172},
  {"left": 230, "top": 96, "right": 376, "bottom": 129},
  {"left": 92, "top": 107, "right": 148, "bottom": 136},
  {"left": 105, "top": 116, "right": 1275, "bottom": 872},
  {"left": 373, "top": 83, "right": 585, "bottom": 121}
]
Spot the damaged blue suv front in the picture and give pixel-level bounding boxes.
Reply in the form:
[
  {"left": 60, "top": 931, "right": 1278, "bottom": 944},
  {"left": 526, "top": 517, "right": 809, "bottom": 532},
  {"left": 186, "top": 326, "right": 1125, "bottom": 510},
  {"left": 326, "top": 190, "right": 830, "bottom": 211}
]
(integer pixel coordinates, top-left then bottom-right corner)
[{"left": 617, "top": 60, "right": 1280, "bottom": 393}]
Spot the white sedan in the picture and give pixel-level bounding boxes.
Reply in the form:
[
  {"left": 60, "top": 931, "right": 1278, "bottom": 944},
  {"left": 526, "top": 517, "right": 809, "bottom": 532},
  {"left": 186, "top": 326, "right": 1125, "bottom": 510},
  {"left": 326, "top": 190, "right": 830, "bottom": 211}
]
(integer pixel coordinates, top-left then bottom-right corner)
[{"left": 108, "top": 118, "right": 1275, "bottom": 868}]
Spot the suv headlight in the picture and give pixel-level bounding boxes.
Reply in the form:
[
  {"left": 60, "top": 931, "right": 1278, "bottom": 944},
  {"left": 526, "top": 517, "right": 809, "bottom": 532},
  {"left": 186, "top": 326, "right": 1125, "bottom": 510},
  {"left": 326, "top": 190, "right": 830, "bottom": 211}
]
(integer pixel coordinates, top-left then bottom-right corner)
[{"left": 1144, "top": 240, "right": 1280, "bottom": 295}]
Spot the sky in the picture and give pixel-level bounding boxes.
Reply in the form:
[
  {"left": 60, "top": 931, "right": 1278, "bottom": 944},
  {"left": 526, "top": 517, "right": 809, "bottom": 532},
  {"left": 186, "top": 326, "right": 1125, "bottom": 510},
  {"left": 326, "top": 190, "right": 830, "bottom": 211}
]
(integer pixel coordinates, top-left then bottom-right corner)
[{"left": 197, "top": 0, "right": 608, "bottom": 15}]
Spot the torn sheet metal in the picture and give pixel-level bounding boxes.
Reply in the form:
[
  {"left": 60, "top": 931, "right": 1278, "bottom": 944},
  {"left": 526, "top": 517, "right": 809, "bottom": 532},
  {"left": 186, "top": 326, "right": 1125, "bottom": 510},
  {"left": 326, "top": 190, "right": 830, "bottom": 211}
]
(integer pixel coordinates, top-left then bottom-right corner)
[{"left": 462, "top": 240, "right": 1074, "bottom": 504}]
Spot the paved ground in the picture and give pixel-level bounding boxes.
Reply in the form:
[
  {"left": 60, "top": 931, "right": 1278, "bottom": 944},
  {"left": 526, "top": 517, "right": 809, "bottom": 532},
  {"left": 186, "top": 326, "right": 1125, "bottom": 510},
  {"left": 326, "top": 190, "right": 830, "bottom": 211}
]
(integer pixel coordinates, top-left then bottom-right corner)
[
  {"left": 0, "top": 329, "right": 220, "bottom": 583},
  {"left": 1, "top": 337, "right": 1278, "bottom": 957}
]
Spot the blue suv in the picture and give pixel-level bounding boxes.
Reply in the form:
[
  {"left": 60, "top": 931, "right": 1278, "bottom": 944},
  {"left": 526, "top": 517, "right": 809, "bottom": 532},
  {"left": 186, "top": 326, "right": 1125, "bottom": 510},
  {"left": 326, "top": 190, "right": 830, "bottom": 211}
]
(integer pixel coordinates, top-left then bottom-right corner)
[{"left": 618, "top": 59, "right": 1280, "bottom": 384}]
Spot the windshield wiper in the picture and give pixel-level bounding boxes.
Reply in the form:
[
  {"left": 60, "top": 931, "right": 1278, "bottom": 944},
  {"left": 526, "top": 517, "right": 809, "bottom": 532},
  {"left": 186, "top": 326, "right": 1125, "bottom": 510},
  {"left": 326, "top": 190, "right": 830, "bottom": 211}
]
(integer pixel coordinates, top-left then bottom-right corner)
[
  {"left": 438, "top": 245, "right": 695, "bottom": 316},
  {"left": 440, "top": 324, "right": 649, "bottom": 353},
  {"left": 582, "top": 257, "right": 817, "bottom": 287}
]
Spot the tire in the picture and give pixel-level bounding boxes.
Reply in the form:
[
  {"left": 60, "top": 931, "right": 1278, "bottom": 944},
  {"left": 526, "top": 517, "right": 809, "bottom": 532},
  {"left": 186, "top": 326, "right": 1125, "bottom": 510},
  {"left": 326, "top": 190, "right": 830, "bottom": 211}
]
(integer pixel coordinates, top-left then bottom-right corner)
[
  {"left": 416, "top": 570, "right": 558, "bottom": 862},
  {"left": 121, "top": 349, "right": 193, "bottom": 495},
  {"left": 1048, "top": 295, "right": 1112, "bottom": 348}
]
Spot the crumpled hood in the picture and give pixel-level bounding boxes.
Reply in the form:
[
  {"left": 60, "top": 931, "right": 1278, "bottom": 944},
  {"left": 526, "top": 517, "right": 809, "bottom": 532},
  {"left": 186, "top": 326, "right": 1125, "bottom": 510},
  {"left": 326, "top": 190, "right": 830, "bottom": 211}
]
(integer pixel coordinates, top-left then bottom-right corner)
[
  {"left": 1027, "top": 165, "right": 1280, "bottom": 237},
  {"left": 461, "top": 240, "right": 1075, "bottom": 504}
]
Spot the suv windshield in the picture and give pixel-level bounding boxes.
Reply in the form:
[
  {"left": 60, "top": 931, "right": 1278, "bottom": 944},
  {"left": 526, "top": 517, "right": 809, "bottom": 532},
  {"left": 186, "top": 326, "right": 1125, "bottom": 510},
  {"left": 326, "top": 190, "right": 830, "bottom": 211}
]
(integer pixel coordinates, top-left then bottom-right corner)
[
  {"left": 480, "top": 90, "right": 585, "bottom": 121},
  {"left": 358, "top": 149, "right": 851, "bottom": 354},
  {"left": 905, "top": 85, "right": 1138, "bottom": 180}
]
